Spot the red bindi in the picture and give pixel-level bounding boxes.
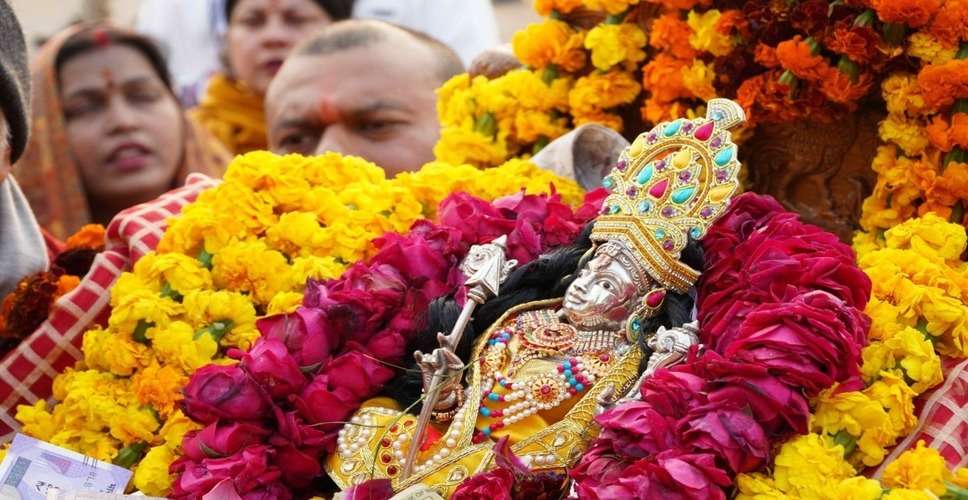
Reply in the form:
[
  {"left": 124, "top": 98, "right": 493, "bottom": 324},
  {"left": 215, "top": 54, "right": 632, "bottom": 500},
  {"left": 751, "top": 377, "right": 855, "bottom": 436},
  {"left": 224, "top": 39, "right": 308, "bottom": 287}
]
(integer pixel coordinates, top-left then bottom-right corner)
[
  {"left": 317, "top": 98, "right": 342, "bottom": 125},
  {"left": 101, "top": 69, "right": 117, "bottom": 92}
]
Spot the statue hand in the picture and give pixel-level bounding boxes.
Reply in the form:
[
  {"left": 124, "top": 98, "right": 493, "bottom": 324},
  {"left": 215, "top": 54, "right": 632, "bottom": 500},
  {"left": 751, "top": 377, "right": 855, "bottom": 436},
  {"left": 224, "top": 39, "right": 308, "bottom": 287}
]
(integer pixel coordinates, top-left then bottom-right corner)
[
  {"left": 645, "top": 321, "right": 699, "bottom": 375},
  {"left": 414, "top": 345, "right": 464, "bottom": 410}
]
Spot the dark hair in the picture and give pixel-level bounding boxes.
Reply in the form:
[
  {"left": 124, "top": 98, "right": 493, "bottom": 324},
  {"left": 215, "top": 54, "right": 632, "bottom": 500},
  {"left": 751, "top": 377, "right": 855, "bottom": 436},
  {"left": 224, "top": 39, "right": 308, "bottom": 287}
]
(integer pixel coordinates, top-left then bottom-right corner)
[
  {"left": 295, "top": 19, "right": 464, "bottom": 83},
  {"left": 381, "top": 224, "right": 704, "bottom": 409},
  {"left": 55, "top": 26, "right": 173, "bottom": 90},
  {"left": 226, "top": 0, "right": 355, "bottom": 22}
]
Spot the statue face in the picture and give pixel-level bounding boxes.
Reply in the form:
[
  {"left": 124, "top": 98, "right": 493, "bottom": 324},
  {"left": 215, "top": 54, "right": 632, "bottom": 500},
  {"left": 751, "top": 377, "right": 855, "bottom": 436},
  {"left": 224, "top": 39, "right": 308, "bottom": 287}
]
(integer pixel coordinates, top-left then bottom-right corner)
[{"left": 562, "top": 251, "right": 641, "bottom": 329}]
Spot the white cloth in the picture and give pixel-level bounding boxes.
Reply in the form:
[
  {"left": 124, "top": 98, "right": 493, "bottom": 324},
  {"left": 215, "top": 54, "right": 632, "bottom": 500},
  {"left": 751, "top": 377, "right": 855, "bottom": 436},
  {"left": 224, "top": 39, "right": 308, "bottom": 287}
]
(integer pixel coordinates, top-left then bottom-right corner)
[
  {"left": 0, "top": 176, "right": 48, "bottom": 297},
  {"left": 135, "top": 0, "right": 224, "bottom": 101},
  {"left": 352, "top": 0, "right": 500, "bottom": 66}
]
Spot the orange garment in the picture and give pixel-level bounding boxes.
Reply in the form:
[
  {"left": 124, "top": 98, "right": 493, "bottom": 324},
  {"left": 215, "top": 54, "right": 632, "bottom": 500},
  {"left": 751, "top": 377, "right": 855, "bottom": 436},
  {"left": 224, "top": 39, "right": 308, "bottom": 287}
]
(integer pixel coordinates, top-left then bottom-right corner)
[
  {"left": 16, "top": 24, "right": 230, "bottom": 240},
  {"left": 190, "top": 73, "right": 268, "bottom": 155}
]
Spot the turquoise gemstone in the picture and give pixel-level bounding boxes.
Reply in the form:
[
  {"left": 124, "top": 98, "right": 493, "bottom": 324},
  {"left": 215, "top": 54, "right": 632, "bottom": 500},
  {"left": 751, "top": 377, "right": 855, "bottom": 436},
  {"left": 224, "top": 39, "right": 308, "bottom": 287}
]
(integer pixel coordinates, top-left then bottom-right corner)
[
  {"left": 664, "top": 120, "right": 682, "bottom": 136},
  {"left": 715, "top": 145, "right": 736, "bottom": 166},
  {"left": 637, "top": 165, "right": 654, "bottom": 185},
  {"left": 631, "top": 318, "right": 641, "bottom": 331},
  {"left": 480, "top": 407, "right": 491, "bottom": 417},
  {"left": 609, "top": 204, "right": 621, "bottom": 214},
  {"left": 638, "top": 200, "right": 652, "bottom": 213},
  {"left": 671, "top": 186, "right": 696, "bottom": 204},
  {"left": 690, "top": 227, "right": 702, "bottom": 239},
  {"left": 603, "top": 176, "right": 614, "bottom": 190},
  {"left": 655, "top": 228, "right": 666, "bottom": 239}
]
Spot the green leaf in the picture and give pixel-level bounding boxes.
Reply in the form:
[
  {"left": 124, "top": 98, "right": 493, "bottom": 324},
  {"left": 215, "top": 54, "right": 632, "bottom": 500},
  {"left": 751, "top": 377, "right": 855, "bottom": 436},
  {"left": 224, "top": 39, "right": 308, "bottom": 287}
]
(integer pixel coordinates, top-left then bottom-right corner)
[
  {"left": 832, "top": 430, "right": 857, "bottom": 457},
  {"left": 132, "top": 320, "right": 154, "bottom": 345},
  {"left": 197, "top": 249, "right": 214, "bottom": 270},
  {"left": 160, "top": 282, "right": 184, "bottom": 302},
  {"left": 113, "top": 442, "right": 148, "bottom": 469},
  {"left": 474, "top": 113, "right": 498, "bottom": 138}
]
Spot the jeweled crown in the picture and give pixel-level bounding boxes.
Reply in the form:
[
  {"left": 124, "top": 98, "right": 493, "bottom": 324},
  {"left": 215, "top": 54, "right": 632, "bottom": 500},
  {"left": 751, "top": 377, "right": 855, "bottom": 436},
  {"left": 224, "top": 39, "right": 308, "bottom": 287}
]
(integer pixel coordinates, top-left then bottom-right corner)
[{"left": 590, "top": 99, "right": 745, "bottom": 293}]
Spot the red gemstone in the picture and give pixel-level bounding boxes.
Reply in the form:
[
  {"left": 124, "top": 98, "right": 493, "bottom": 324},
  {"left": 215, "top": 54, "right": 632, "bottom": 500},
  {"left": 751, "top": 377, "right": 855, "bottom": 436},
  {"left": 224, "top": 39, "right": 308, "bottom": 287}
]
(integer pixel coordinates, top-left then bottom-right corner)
[
  {"left": 599, "top": 353, "right": 610, "bottom": 362},
  {"left": 381, "top": 438, "right": 391, "bottom": 448},
  {"left": 494, "top": 410, "right": 503, "bottom": 418},
  {"left": 649, "top": 179, "right": 669, "bottom": 198},
  {"left": 540, "top": 384, "right": 551, "bottom": 394},
  {"left": 387, "top": 466, "right": 398, "bottom": 475},
  {"left": 389, "top": 424, "right": 399, "bottom": 433},
  {"left": 498, "top": 395, "right": 505, "bottom": 402},
  {"left": 646, "top": 290, "right": 667, "bottom": 308},
  {"left": 404, "top": 420, "right": 413, "bottom": 427},
  {"left": 472, "top": 433, "right": 486, "bottom": 444},
  {"left": 381, "top": 454, "right": 392, "bottom": 464},
  {"left": 557, "top": 366, "right": 564, "bottom": 373},
  {"left": 694, "top": 121, "right": 715, "bottom": 141}
]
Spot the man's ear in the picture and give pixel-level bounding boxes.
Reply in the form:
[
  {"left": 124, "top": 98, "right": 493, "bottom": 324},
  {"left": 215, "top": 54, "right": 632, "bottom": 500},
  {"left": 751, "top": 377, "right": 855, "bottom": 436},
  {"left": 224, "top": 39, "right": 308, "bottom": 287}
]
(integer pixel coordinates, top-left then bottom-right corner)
[{"left": 531, "top": 124, "right": 630, "bottom": 191}]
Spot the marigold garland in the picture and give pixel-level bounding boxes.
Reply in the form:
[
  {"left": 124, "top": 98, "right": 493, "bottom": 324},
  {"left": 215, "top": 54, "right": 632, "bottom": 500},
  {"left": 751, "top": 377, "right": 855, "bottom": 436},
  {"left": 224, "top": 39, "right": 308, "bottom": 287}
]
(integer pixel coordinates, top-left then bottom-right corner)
[{"left": 14, "top": 151, "right": 583, "bottom": 496}]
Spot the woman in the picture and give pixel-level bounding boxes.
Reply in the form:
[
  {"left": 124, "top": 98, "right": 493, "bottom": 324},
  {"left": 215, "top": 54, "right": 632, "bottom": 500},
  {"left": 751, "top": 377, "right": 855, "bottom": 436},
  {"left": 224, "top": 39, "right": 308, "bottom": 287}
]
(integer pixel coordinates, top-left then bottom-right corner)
[
  {"left": 17, "top": 25, "right": 230, "bottom": 240},
  {"left": 191, "top": 0, "right": 353, "bottom": 155}
]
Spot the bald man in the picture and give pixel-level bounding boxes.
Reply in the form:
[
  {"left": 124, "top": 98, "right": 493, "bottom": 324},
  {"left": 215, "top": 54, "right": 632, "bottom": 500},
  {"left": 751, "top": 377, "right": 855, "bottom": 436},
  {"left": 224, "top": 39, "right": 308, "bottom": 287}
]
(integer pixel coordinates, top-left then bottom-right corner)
[{"left": 265, "top": 20, "right": 463, "bottom": 176}]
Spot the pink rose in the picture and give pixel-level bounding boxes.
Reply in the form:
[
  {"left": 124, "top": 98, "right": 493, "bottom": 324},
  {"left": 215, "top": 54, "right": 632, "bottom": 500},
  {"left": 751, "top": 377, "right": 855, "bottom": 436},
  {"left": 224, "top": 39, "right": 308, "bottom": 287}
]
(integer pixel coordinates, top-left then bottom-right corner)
[
  {"left": 169, "top": 445, "right": 281, "bottom": 499},
  {"left": 241, "top": 483, "right": 292, "bottom": 500},
  {"left": 272, "top": 442, "right": 320, "bottom": 489},
  {"left": 181, "top": 365, "right": 271, "bottom": 424},
  {"left": 273, "top": 408, "right": 328, "bottom": 449},
  {"left": 595, "top": 402, "right": 679, "bottom": 458},
  {"left": 256, "top": 306, "right": 336, "bottom": 369},
  {"left": 241, "top": 338, "right": 308, "bottom": 400},
  {"left": 438, "top": 193, "right": 516, "bottom": 246},
  {"left": 451, "top": 468, "right": 514, "bottom": 500},
  {"left": 182, "top": 422, "right": 269, "bottom": 461},
  {"left": 343, "top": 479, "right": 393, "bottom": 500},
  {"left": 638, "top": 368, "right": 706, "bottom": 418},
  {"left": 606, "top": 450, "right": 730, "bottom": 500},
  {"left": 678, "top": 403, "right": 770, "bottom": 473},
  {"left": 575, "top": 188, "right": 608, "bottom": 222},
  {"left": 570, "top": 441, "right": 632, "bottom": 496}
]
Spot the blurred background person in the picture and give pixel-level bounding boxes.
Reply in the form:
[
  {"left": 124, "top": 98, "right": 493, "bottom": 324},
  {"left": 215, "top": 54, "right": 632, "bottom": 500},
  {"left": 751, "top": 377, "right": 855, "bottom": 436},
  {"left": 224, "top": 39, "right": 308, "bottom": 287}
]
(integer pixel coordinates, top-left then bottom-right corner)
[
  {"left": 189, "top": 0, "right": 351, "bottom": 155},
  {"left": 16, "top": 24, "right": 230, "bottom": 239},
  {"left": 0, "top": 0, "right": 50, "bottom": 297},
  {"left": 266, "top": 19, "right": 462, "bottom": 176}
]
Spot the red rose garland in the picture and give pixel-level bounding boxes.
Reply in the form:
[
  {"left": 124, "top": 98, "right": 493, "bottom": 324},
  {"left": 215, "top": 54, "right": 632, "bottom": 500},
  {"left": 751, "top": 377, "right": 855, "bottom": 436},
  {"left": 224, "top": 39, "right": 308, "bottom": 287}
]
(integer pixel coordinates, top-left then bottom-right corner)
[
  {"left": 563, "top": 193, "right": 872, "bottom": 499},
  {"left": 171, "top": 189, "right": 605, "bottom": 499}
]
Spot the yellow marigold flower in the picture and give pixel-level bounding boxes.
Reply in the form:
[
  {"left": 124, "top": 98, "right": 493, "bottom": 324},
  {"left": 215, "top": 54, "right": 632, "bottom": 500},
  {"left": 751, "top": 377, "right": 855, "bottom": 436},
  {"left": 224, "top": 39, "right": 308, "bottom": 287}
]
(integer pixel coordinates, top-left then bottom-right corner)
[
  {"left": 953, "top": 466, "right": 968, "bottom": 488},
  {"left": 224, "top": 152, "right": 313, "bottom": 211},
  {"left": 512, "top": 19, "right": 586, "bottom": 72},
  {"left": 182, "top": 290, "right": 259, "bottom": 350},
  {"left": 584, "top": 23, "right": 646, "bottom": 71},
  {"left": 82, "top": 327, "right": 153, "bottom": 377},
  {"left": 568, "top": 69, "right": 641, "bottom": 119},
  {"left": 109, "top": 406, "right": 159, "bottom": 445},
  {"left": 534, "top": 0, "right": 583, "bottom": 16},
  {"left": 131, "top": 362, "right": 187, "bottom": 418},
  {"left": 811, "top": 387, "right": 893, "bottom": 467},
  {"left": 852, "top": 231, "right": 882, "bottom": 257},
  {"left": 110, "top": 272, "right": 159, "bottom": 303},
  {"left": 865, "top": 297, "right": 910, "bottom": 341},
  {"left": 395, "top": 161, "right": 481, "bottom": 215},
  {"left": 829, "top": 477, "right": 883, "bottom": 500},
  {"left": 290, "top": 256, "right": 344, "bottom": 288},
  {"left": 301, "top": 152, "right": 385, "bottom": 187},
  {"left": 885, "top": 213, "right": 968, "bottom": 262},
  {"left": 907, "top": 32, "right": 957, "bottom": 65},
  {"left": 882, "top": 489, "right": 935, "bottom": 500},
  {"left": 920, "top": 289, "right": 968, "bottom": 357},
  {"left": 267, "top": 291, "right": 305, "bottom": 315},
  {"left": 584, "top": 0, "right": 639, "bottom": 15},
  {"left": 883, "top": 441, "right": 950, "bottom": 495},
  {"left": 265, "top": 211, "right": 325, "bottom": 257},
  {"left": 133, "top": 253, "right": 212, "bottom": 295},
  {"left": 149, "top": 321, "right": 218, "bottom": 373},
  {"left": 158, "top": 410, "right": 201, "bottom": 450},
  {"left": 211, "top": 240, "right": 291, "bottom": 305},
  {"left": 681, "top": 59, "right": 718, "bottom": 101},
  {"left": 133, "top": 445, "right": 176, "bottom": 497},
  {"left": 879, "top": 115, "right": 930, "bottom": 156},
  {"left": 882, "top": 74, "right": 928, "bottom": 116},
  {"left": 773, "top": 434, "right": 857, "bottom": 497},
  {"left": 735, "top": 473, "right": 790, "bottom": 499},
  {"left": 688, "top": 10, "right": 733, "bottom": 57},
  {"left": 15, "top": 401, "right": 56, "bottom": 441},
  {"left": 863, "top": 372, "right": 918, "bottom": 438},
  {"left": 434, "top": 127, "right": 510, "bottom": 167},
  {"left": 108, "top": 289, "right": 183, "bottom": 336},
  {"left": 862, "top": 327, "right": 943, "bottom": 394}
]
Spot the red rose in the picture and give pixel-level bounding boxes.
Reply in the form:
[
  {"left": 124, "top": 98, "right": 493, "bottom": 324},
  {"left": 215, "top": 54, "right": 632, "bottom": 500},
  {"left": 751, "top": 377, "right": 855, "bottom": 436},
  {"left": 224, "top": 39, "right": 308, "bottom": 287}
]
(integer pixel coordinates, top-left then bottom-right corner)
[
  {"left": 182, "top": 422, "right": 270, "bottom": 461},
  {"left": 638, "top": 368, "right": 706, "bottom": 418},
  {"left": 256, "top": 306, "right": 336, "bottom": 369},
  {"left": 451, "top": 468, "right": 514, "bottom": 500},
  {"left": 595, "top": 401, "right": 679, "bottom": 458},
  {"left": 181, "top": 365, "right": 271, "bottom": 424},
  {"left": 438, "top": 193, "right": 516, "bottom": 246},
  {"left": 271, "top": 442, "right": 321, "bottom": 489},
  {"left": 343, "top": 479, "right": 393, "bottom": 500},
  {"left": 678, "top": 403, "right": 770, "bottom": 473},
  {"left": 169, "top": 445, "right": 282, "bottom": 499},
  {"left": 273, "top": 408, "right": 328, "bottom": 449},
  {"left": 241, "top": 338, "right": 308, "bottom": 400},
  {"left": 241, "top": 483, "right": 292, "bottom": 500},
  {"left": 606, "top": 449, "right": 730, "bottom": 500},
  {"left": 570, "top": 441, "right": 632, "bottom": 497},
  {"left": 575, "top": 188, "right": 608, "bottom": 222}
]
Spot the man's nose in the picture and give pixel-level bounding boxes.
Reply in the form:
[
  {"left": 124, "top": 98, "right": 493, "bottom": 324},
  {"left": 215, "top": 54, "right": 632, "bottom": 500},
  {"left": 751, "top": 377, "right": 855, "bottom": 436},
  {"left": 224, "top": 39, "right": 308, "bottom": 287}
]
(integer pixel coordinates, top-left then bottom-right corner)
[{"left": 313, "top": 129, "right": 348, "bottom": 156}]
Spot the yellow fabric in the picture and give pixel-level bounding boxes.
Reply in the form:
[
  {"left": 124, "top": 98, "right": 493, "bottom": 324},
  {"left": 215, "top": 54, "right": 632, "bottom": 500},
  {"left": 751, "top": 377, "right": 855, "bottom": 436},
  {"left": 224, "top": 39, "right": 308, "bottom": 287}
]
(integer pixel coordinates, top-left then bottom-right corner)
[{"left": 189, "top": 74, "right": 267, "bottom": 155}]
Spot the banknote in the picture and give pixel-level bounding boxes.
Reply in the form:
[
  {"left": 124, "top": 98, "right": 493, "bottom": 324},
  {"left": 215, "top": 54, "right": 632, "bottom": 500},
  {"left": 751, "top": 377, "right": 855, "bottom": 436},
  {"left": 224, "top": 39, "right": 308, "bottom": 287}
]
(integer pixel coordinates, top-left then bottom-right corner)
[{"left": 0, "top": 434, "right": 132, "bottom": 500}]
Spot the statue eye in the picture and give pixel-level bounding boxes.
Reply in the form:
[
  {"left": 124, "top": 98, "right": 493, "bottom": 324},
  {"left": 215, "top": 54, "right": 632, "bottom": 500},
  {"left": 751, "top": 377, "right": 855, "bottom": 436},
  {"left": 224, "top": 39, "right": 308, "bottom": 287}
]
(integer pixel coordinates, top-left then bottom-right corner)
[{"left": 602, "top": 282, "right": 612, "bottom": 290}]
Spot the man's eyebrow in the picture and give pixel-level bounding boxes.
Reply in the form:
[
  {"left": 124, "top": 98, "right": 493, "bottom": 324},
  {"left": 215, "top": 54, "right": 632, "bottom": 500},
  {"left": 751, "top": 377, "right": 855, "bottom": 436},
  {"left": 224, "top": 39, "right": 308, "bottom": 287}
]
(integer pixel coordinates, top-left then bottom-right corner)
[
  {"left": 345, "top": 100, "right": 410, "bottom": 117},
  {"left": 271, "top": 118, "right": 313, "bottom": 133}
]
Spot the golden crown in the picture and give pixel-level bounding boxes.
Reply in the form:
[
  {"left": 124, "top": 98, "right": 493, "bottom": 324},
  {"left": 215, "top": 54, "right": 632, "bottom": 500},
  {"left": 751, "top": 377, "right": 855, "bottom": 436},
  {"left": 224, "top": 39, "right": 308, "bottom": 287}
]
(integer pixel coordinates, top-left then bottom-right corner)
[{"left": 590, "top": 98, "right": 745, "bottom": 293}]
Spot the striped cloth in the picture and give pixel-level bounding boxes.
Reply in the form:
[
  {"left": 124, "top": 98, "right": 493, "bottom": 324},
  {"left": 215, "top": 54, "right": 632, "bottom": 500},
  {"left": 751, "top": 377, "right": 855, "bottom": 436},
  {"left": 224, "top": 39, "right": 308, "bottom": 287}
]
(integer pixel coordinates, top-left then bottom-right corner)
[{"left": 0, "top": 175, "right": 217, "bottom": 439}]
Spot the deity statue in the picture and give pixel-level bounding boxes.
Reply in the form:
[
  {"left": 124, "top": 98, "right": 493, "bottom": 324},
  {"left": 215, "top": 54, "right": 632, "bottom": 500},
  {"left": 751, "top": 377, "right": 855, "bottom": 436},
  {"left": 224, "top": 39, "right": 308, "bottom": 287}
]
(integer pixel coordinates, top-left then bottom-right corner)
[{"left": 326, "top": 99, "right": 746, "bottom": 497}]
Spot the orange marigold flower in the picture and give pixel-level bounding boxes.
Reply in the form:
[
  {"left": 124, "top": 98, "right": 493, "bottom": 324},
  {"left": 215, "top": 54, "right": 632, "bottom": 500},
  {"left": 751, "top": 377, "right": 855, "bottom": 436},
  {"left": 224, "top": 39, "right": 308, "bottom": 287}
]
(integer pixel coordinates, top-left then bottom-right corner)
[
  {"left": 642, "top": 53, "right": 690, "bottom": 103},
  {"left": 826, "top": 22, "right": 881, "bottom": 65},
  {"left": 646, "top": 0, "right": 711, "bottom": 9},
  {"left": 872, "top": 0, "right": 942, "bottom": 28},
  {"left": 918, "top": 59, "right": 968, "bottom": 110},
  {"left": 754, "top": 43, "right": 779, "bottom": 68},
  {"left": 820, "top": 69, "right": 874, "bottom": 105},
  {"left": 649, "top": 13, "right": 697, "bottom": 60},
  {"left": 641, "top": 96, "right": 690, "bottom": 124},
  {"left": 512, "top": 20, "right": 586, "bottom": 72},
  {"left": 533, "top": 0, "right": 584, "bottom": 16},
  {"left": 65, "top": 224, "right": 106, "bottom": 251},
  {"left": 715, "top": 9, "right": 747, "bottom": 37},
  {"left": 776, "top": 36, "right": 831, "bottom": 81},
  {"left": 928, "top": 0, "right": 968, "bottom": 46},
  {"left": 584, "top": 0, "right": 640, "bottom": 15},
  {"left": 54, "top": 275, "right": 80, "bottom": 299},
  {"left": 926, "top": 113, "right": 968, "bottom": 152}
]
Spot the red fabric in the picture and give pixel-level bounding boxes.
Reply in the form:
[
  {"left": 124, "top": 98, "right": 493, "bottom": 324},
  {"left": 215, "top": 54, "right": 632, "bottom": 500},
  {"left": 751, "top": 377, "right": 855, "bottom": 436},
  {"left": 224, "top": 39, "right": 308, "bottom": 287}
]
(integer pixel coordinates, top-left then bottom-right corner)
[
  {"left": 0, "top": 175, "right": 218, "bottom": 439},
  {"left": 41, "top": 229, "right": 63, "bottom": 265}
]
